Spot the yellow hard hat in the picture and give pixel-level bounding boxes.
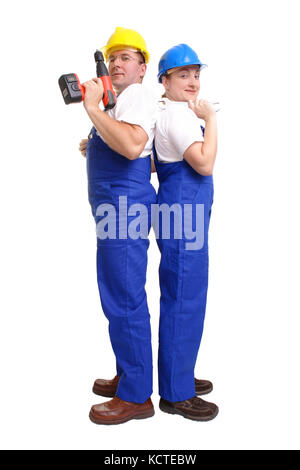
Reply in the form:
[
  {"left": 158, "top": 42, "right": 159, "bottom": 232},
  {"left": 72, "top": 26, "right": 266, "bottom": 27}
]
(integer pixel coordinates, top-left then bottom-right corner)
[{"left": 101, "top": 27, "right": 150, "bottom": 63}]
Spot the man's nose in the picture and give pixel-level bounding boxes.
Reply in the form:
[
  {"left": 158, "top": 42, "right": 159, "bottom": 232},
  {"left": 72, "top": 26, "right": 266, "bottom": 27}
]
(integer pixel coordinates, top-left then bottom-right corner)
[{"left": 109, "top": 59, "right": 122, "bottom": 74}]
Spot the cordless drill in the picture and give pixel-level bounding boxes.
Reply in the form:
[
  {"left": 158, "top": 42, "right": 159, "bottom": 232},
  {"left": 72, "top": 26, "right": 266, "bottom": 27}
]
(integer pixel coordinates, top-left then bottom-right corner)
[{"left": 58, "top": 50, "right": 116, "bottom": 110}]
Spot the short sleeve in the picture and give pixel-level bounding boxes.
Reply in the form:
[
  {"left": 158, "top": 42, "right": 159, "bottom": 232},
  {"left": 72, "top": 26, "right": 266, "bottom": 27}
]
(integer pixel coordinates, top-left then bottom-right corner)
[
  {"left": 113, "top": 84, "right": 157, "bottom": 138},
  {"left": 167, "top": 106, "right": 204, "bottom": 156}
]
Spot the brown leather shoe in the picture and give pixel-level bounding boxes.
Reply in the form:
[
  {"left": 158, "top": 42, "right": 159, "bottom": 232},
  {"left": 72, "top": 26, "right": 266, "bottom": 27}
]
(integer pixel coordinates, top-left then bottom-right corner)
[
  {"left": 93, "top": 375, "right": 213, "bottom": 397},
  {"left": 159, "top": 396, "right": 218, "bottom": 421},
  {"left": 195, "top": 378, "right": 213, "bottom": 396},
  {"left": 89, "top": 396, "right": 155, "bottom": 425},
  {"left": 92, "top": 375, "right": 120, "bottom": 397}
]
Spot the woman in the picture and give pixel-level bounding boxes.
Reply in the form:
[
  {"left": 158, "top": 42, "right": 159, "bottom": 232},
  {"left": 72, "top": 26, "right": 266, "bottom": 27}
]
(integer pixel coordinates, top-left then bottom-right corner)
[{"left": 154, "top": 44, "right": 218, "bottom": 421}]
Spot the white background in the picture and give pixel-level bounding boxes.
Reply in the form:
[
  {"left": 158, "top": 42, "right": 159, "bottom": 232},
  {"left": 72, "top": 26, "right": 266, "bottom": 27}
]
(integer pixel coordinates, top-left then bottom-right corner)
[{"left": 1, "top": 0, "right": 300, "bottom": 450}]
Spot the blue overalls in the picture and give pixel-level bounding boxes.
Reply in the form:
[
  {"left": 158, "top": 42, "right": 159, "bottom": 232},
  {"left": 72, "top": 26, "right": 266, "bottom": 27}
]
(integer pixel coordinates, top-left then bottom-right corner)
[
  {"left": 153, "top": 144, "right": 214, "bottom": 402},
  {"left": 86, "top": 126, "right": 156, "bottom": 403}
]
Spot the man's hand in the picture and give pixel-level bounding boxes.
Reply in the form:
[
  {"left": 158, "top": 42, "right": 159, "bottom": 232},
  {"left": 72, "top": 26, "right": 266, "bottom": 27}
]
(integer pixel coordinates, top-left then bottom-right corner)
[
  {"left": 188, "top": 99, "right": 215, "bottom": 121},
  {"left": 82, "top": 78, "right": 104, "bottom": 111},
  {"left": 79, "top": 138, "right": 88, "bottom": 157}
]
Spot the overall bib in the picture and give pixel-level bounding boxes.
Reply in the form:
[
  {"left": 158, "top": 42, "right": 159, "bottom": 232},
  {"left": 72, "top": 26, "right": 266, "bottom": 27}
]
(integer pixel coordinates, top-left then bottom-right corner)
[
  {"left": 86, "top": 126, "right": 156, "bottom": 403},
  {"left": 153, "top": 145, "right": 214, "bottom": 402}
]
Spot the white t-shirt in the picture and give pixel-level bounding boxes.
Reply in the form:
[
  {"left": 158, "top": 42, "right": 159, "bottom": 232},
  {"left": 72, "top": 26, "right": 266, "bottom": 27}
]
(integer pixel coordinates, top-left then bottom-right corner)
[
  {"left": 97, "top": 83, "right": 157, "bottom": 158},
  {"left": 154, "top": 98, "right": 204, "bottom": 163}
]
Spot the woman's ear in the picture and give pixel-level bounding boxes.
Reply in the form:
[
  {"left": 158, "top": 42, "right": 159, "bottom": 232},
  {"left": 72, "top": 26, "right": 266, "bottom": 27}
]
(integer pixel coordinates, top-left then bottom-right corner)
[{"left": 162, "top": 75, "right": 168, "bottom": 90}]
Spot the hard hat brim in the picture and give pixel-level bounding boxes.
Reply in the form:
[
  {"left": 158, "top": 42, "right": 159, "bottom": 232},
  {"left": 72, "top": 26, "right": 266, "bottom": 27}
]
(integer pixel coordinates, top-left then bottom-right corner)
[
  {"left": 102, "top": 44, "right": 149, "bottom": 63},
  {"left": 158, "top": 63, "right": 207, "bottom": 83}
]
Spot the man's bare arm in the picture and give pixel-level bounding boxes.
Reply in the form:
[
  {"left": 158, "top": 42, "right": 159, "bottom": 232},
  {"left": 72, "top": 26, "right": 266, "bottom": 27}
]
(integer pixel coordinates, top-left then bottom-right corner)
[{"left": 83, "top": 78, "right": 148, "bottom": 160}]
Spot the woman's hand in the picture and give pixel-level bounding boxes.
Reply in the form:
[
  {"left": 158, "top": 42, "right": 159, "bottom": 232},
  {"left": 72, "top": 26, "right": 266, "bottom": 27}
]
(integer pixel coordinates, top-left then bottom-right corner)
[
  {"left": 188, "top": 99, "right": 215, "bottom": 121},
  {"left": 79, "top": 138, "right": 88, "bottom": 157},
  {"left": 151, "top": 158, "right": 156, "bottom": 173}
]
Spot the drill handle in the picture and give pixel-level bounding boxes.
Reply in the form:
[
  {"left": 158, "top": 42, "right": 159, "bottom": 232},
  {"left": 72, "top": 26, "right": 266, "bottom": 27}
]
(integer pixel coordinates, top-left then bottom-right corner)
[{"left": 100, "top": 76, "right": 116, "bottom": 110}]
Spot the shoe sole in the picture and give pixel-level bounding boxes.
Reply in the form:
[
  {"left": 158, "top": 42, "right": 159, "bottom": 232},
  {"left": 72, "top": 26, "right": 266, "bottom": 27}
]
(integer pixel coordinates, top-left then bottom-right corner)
[
  {"left": 92, "top": 387, "right": 115, "bottom": 398},
  {"left": 89, "top": 408, "right": 155, "bottom": 425},
  {"left": 195, "top": 384, "right": 213, "bottom": 396},
  {"left": 159, "top": 401, "right": 219, "bottom": 422}
]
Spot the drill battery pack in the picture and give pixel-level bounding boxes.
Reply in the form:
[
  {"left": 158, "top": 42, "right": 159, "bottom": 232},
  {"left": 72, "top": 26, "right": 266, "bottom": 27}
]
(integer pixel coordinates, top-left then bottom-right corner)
[{"left": 58, "top": 73, "right": 84, "bottom": 104}]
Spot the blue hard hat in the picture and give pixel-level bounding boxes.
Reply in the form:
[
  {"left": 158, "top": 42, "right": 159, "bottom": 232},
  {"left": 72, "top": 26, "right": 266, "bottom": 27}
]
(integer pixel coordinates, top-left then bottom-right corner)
[{"left": 157, "top": 43, "right": 207, "bottom": 83}]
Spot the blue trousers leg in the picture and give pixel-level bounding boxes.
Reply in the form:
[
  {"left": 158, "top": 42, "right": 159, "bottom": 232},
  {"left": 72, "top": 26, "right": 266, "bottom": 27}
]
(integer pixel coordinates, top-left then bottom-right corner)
[
  {"left": 157, "top": 183, "right": 213, "bottom": 402},
  {"left": 96, "top": 237, "right": 153, "bottom": 404}
]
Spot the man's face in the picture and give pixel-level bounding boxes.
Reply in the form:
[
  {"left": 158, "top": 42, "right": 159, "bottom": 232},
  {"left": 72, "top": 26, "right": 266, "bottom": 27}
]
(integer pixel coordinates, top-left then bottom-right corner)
[
  {"left": 162, "top": 65, "right": 200, "bottom": 102},
  {"left": 108, "top": 49, "right": 147, "bottom": 94}
]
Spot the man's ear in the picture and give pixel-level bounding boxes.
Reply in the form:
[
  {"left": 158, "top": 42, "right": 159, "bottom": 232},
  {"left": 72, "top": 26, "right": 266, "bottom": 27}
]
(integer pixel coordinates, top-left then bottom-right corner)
[{"left": 140, "top": 63, "right": 147, "bottom": 80}]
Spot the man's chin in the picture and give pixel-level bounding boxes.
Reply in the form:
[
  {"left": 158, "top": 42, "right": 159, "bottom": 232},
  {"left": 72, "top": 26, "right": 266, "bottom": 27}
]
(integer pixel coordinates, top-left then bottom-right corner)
[{"left": 112, "top": 79, "right": 128, "bottom": 94}]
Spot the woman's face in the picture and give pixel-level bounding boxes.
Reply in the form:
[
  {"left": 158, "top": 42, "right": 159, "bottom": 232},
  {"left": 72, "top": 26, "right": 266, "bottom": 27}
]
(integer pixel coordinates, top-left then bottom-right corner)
[{"left": 162, "top": 65, "right": 200, "bottom": 102}]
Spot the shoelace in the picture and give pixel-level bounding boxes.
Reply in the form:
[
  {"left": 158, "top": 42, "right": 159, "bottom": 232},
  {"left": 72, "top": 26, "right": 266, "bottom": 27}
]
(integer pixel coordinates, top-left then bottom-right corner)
[{"left": 178, "top": 396, "right": 200, "bottom": 406}]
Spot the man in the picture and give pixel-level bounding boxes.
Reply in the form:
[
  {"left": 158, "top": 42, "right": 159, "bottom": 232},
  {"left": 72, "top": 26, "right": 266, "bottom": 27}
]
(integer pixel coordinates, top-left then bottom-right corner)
[{"left": 81, "top": 27, "right": 157, "bottom": 425}]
